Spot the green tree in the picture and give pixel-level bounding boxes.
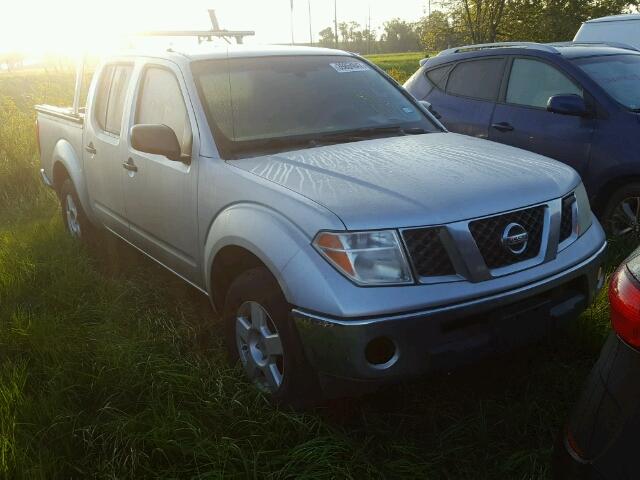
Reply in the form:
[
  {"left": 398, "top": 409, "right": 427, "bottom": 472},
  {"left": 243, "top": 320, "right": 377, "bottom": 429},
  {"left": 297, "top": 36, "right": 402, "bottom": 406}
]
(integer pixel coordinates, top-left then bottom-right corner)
[
  {"left": 442, "top": 0, "right": 640, "bottom": 46},
  {"left": 380, "top": 18, "right": 422, "bottom": 52},
  {"left": 499, "top": 0, "right": 639, "bottom": 43},
  {"left": 420, "top": 11, "right": 461, "bottom": 51},
  {"left": 451, "top": 0, "right": 507, "bottom": 43},
  {"left": 318, "top": 27, "right": 336, "bottom": 47}
]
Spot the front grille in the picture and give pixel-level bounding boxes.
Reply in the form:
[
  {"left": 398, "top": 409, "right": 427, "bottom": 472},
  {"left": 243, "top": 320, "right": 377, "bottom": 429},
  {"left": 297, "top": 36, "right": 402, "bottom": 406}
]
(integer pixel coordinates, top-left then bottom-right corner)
[
  {"left": 402, "top": 227, "right": 456, "bottom": 277},
  {"left": 559, "top": 194, "right": 575, "bottom": 243},
  {"left": 469, "top": 206, "right": 545, "bottom": 269}
]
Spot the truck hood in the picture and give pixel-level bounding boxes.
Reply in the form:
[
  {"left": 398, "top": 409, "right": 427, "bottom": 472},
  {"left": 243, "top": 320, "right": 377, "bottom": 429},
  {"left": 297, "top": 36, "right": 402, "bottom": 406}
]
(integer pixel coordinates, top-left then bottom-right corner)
[{"left": 231, "top": 132, "right": 580, "bottom": 230}]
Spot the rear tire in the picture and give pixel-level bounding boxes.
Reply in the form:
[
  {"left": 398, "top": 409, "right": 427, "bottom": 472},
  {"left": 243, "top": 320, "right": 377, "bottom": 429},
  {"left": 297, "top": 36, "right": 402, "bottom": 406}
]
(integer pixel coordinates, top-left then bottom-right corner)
[
  {"left": 59, "top": 178, "right": 96, "bottom": 243},
  {"left": 223, "top": 267, "right": 321, "bottom": 408}
]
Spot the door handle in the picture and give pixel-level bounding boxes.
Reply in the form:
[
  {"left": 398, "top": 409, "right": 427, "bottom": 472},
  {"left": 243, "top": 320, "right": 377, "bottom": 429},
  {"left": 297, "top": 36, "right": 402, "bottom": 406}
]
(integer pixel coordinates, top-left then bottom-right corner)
[
  {"left": 85, "top": 143, "right": 97, "bottom": 154},
  {"left": 122, "top": 158, "right": 138, "bottom": 172},
  {"left": 491, "top": 122, "right": 514, "bottom": 132}
]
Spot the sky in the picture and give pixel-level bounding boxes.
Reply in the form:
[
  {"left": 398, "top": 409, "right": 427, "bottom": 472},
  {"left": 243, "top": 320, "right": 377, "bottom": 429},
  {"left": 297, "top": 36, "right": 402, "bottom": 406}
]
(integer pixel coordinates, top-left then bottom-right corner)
[{"left": 0, "top": 0, "right": 428, "bottom": 56}]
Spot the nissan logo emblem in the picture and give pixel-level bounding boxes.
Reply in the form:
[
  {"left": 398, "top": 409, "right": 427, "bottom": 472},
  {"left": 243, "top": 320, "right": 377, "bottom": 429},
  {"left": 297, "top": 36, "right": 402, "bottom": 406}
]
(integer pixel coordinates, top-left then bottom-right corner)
[{"left": 501, "top": 222, "right": 529, "bottom": 255}]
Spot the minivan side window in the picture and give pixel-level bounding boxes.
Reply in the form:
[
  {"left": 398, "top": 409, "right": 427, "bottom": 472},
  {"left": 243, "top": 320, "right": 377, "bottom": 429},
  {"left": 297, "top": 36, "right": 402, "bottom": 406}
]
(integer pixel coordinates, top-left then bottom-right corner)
[
  {"left": 135, "top": 67, "right": 192, "bottom": 156},
  {"left": 506, "top": 58, "right": 582, "bottom": 108},
  {"left": 446, "top": 59, "right": 505, "bottom": 101},
  {"left": 94, "top": 64, "right": 133, "bottom": 135}
]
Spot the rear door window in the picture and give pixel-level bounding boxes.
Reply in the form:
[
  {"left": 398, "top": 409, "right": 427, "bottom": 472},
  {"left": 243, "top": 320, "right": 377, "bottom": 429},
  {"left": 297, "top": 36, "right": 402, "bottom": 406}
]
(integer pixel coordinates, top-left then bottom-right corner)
[
  {"left": 94, "top": 64, "right": 133, "bottom": 135},
  {"left": 104, "top": 65, "right": 133, "bottom": 135},
  {"left": 506, "top": 58, "right": 582, "bottom": 108},
  {"left": 94, "top": 65, "right": 114, "bottom": 131},
  {"left": 446, "top": 58, "right": 505, "bottom": 101}
]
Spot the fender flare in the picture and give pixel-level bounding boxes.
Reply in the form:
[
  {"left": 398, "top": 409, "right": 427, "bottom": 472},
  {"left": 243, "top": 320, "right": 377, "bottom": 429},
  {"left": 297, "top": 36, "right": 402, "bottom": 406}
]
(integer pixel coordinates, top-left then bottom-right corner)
[
  {"left": 52, "top": 139, "right": 98, "bottom": 224},
  {"left": 203, "top": 202, "right": 314, "bottom": 303}
]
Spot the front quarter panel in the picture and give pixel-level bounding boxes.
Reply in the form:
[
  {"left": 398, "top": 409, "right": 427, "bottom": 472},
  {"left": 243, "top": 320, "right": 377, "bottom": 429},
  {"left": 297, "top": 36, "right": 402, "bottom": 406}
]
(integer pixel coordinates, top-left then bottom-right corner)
[
  {"left": 203, "top": 202, "right": 330, "bottom": 303},
  {"left": 200, "top": 160, "right": 347, "bottom": 305}
]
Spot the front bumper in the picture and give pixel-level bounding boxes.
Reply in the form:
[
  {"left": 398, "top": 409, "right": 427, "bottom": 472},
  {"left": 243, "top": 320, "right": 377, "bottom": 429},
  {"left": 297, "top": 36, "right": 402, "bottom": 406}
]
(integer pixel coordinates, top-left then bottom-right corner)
[{"left": 293, "top": 241, "right": 606, "bottom": 385}]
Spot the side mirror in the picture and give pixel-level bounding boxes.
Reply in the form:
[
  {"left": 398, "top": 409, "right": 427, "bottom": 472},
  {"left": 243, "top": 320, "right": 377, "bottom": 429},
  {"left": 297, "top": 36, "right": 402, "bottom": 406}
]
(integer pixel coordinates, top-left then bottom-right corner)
[
  {"left": 547, "top": 94, "right": 588, "bottom": 117},
  {"left": 419, "top": 100, "right": 442, "bottom": 119},
  {"left": 130, "top": 124, "right": 182, "bottom": 161}
]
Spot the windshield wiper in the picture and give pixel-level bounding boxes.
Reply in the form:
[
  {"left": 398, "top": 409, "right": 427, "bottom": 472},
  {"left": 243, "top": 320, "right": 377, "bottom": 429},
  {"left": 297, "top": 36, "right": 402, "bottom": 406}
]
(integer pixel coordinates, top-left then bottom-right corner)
[
  {"left": 228, "top": 126, "right": 428, "bottom": 158},
  {"left": 316, "top": 126, "right": 427, "bottom": 143}
]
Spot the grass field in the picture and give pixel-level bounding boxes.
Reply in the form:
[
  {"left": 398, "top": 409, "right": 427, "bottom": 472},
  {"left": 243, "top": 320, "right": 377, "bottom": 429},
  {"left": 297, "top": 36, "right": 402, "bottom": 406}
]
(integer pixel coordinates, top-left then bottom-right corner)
[
  {"left": 365, "top": 52, "right": 427, "bottom": 83},
  {"left": 0, "top": 54, "right": 631, "bottom": 479}
]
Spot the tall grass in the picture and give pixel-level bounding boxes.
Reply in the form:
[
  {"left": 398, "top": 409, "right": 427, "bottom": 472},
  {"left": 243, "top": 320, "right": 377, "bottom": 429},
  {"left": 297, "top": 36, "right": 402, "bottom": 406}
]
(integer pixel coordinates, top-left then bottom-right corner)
[
  {"left": 0, "top": 72, "right": 77, "bottom": 220},
  {"left": 0, "top": 96, "right": 41, "bottom": 213},
  {"left": 0, "top": 58, "right": 631, "bottom": 479}
]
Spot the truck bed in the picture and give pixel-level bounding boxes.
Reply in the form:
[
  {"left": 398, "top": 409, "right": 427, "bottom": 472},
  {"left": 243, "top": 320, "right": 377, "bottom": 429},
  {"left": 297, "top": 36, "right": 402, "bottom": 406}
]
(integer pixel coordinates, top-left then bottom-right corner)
[
  {"left": 35, "top": 104, "right": 85, "bottom": 124},
  {"left": 36, "top": 104, "right": 85, "bottom": 189}
]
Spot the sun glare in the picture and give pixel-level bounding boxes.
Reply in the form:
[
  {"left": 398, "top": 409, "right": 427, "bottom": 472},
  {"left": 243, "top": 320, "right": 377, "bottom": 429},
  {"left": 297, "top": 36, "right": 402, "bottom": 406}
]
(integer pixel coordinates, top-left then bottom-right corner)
[{"left": 0, "top": 0, "right": 225, "bottom": 58}]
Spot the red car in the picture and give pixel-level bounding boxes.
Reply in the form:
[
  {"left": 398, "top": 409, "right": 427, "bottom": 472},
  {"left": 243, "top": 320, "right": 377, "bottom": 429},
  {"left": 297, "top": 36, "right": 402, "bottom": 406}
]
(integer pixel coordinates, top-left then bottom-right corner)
[{"left": 555, "top": 246, "right": 640, "bottom": 479}]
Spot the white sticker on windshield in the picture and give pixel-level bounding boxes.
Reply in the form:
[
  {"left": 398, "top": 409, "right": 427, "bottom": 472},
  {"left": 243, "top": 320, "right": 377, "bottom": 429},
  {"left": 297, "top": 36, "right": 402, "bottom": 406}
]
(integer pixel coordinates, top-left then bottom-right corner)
[{"left": 330, "top": 61, "right": 370, "bottom": 73}]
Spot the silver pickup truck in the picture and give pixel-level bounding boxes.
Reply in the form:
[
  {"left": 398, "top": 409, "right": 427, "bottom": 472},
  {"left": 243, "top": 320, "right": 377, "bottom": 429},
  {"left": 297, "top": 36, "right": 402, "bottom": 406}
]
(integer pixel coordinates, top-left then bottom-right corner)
[{"left": 36, "top": 45, "right": 607, "bottom": 406}]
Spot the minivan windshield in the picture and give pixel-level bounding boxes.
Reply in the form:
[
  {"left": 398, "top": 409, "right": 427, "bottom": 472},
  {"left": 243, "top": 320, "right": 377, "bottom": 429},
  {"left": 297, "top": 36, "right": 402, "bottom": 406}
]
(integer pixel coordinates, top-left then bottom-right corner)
[
  {"left": 572, "top": 54, "right": 640, "bottom": 110},
  {"left": 192, "top": 55, "right": 439, "bottom": 158}
]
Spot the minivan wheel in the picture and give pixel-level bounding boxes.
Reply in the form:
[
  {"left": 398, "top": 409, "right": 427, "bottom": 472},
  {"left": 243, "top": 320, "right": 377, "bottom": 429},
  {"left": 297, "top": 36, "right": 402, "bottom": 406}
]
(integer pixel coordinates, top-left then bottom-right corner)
[
  {"left": 59, "top": 178, "right": 95, "bottom": 242},
  {"left": 602, "top": 183, "right": 640, "bottom": 238},
  {"left": 223, "top": 267, "right": 320, "bottom": 407}
]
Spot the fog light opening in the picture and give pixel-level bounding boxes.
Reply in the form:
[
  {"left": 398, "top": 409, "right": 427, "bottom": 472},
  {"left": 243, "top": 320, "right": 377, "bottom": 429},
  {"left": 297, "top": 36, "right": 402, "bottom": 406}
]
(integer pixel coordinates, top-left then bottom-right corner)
[{"left": 365, "top": 336, "right": 398, "bottom": 369}]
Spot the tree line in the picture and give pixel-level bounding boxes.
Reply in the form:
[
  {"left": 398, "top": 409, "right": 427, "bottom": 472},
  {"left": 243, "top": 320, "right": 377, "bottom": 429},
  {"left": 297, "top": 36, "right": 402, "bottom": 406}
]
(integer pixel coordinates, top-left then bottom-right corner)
[{"left": 317, "top": 0, "right": 639, "bottom": 54}]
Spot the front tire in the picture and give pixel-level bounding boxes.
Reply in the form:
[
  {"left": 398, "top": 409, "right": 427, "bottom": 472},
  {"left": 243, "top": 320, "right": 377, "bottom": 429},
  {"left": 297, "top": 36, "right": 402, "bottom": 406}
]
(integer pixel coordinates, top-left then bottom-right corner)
[{"left": 223, "top": 267, "right": 320, "bottom": 407}]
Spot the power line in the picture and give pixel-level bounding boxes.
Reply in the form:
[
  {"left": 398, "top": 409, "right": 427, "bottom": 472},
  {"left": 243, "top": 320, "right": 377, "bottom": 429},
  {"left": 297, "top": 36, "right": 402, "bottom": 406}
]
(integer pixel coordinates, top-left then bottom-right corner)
[
  {"left": 290, "top": 0, "right": 295, "bottom": 45},
  {"left": 308, "top": 0, "right": 313, "bottom": 44},
  {"left": 334, "top": 0, "right": 338, "bottom": 47}
]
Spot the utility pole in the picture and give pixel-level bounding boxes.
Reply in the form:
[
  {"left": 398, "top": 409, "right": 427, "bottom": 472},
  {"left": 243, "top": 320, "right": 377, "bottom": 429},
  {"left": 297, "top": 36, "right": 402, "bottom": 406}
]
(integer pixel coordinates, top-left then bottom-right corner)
[
  {"left": 290, "top": 0, "right": 295, "bottom": 45},
  {"left": 334, "top": 0, "right": 338, "bottom": 48},
  {"left": 308, "top": 0, "right": 313, "bottom": 45},
  {"left": 367, "top": 4, "right": 371, "bottom": 55}
]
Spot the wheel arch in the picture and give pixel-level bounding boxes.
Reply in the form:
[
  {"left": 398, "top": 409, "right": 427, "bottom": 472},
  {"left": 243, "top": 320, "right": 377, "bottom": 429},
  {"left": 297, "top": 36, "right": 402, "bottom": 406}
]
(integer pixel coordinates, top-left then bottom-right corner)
[
  {"left": 209, "top": 245, "right": 270, "bottom": 313},
  {"left": 204, "top": 203, "right": 312, "bottom": 313},
  {"left": 52, "top": 161, "right": 70, "bottom": 194},
  {"left": 50, "top": 139, "right": 97, "bottom": 223},
  {"left": 591, "top": 174, "right": 640, "bottom": 216}
]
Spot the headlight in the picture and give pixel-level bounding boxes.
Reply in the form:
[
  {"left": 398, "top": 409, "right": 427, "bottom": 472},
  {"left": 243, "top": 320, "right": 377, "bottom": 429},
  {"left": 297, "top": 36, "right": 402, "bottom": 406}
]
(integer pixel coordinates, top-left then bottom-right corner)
[
  {"left": 575, "top": 182, "right": 593, "bottom": 235},
  {"left": 313, "top": 230, "right": 413, "bottom": 285}
]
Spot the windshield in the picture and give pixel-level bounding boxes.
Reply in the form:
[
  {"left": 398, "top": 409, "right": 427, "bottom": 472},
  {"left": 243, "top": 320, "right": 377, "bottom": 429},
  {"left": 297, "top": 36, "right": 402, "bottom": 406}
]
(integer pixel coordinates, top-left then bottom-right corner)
[
  {"left": 192, "top": 55, "right": 439, "bottom": 158},
  {"left": 572, "top": 54, "right": 640, "bottom": 110}
]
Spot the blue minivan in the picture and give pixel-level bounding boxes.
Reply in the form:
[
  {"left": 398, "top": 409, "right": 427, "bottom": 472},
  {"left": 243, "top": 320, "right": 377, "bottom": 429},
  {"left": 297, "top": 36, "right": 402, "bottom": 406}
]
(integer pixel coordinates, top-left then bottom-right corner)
[{"left": 405, "top": 42, "right": 640, "bottom": 237}]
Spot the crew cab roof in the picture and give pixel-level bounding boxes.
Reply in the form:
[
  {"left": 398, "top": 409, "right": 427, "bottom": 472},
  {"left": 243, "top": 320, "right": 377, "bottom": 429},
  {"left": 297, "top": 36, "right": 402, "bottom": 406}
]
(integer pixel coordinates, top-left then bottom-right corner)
[{"left": 113, "top": 44, "right": 352, "bottom": 65}]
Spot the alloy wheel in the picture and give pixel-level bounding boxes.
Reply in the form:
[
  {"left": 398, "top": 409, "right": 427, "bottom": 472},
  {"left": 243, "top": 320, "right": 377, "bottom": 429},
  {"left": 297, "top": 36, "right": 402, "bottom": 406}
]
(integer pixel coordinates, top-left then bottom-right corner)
[
  {"left": 235, "top": 301, "right": 284, "bottom": 392},
  {"left": 65, "top": 194, "right": 81, "bottom": 238},
  {"left": 608, "top": 196, "right": 640, "bottom": 238}
]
